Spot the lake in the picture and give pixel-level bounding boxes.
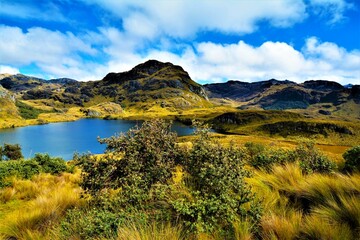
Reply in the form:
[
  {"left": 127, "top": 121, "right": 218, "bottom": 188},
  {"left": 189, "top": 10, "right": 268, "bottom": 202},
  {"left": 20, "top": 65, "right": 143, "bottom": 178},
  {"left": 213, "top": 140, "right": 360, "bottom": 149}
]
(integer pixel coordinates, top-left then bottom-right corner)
[{"left": 0, "top": 119, "right": 195, "bottom": 160}]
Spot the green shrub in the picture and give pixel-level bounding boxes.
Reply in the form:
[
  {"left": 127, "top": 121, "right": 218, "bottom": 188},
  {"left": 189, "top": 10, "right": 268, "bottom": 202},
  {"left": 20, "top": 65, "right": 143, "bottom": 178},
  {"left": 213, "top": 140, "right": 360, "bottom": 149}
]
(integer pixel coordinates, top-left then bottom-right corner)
[
  {"left": 1, "top": 143, "right": 23, "bottom": 160},
  {"left": 295, "top": 142, "right": 336, "bottom": 174},
  {"left": 60, "top": 207, "right": 122, "bottom": 239},
  {"left": 175, "top": 125, "right": 262, "bottom": 234},
  {"left": 77, "top": 119, "right": 180, "bottom": 201},
  {"left": 245, "top": 143, "right": 296, "bottom": 171},
  {"left": 15, "top": 100, "right": 52, "bottom": 119},
  {"left": 343, "top": 146, "right": 360, "bottom": 173},
  {"left": 0, "top": 154, "right": 69, "bottom": 187},
  {"left": 0, "top": 160, "right": 41, "bottom": 187},
  {"left": 32, "top": 153, "right": 68, "bottom": 174}
]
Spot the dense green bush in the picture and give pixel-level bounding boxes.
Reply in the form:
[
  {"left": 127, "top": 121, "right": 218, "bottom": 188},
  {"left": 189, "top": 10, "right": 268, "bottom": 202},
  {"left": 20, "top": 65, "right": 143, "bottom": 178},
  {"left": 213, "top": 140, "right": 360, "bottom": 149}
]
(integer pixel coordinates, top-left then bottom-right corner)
[
  {"left": 77, "top": 119, "right": 180, "bottom": 200},
  {"left": 295, "top": 142, "right": 336, "bottom": 174},
  {"left": 0, "top": 143, "right": 23, "bottom": 160},
  {"left": 60, "top": 207, "right": 122, "bottom": 239},
  {"left": 343, "top": 145, "right": 360, "bottom": 172},
  {"left": 245, "top": 142, "right": 296, "bottom": 171},
  {"left": 0, "top": 153, "right": 69, "bottom": 187},
  {"left": 32, "top": 153, "right": 68, "bottom": 174},
  {"left": 176, "top": 126, "right": 262, "bottom": 233}
]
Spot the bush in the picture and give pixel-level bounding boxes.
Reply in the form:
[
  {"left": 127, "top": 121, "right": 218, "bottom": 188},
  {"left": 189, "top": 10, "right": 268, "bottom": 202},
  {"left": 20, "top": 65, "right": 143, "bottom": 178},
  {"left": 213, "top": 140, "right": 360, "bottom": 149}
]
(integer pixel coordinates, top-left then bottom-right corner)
[
  {"left": 245, "top": 142, "right": 296, "bottom": 171},
  {"left": 343, "top": 146, "right": 360, "bottom": 173},
  {"left": 77, "top": 119, "right": 180, "bottom": 200},
  {"left": 295, "top": 142, "right": 336, "bottom": 174},
  {"left": 0, "top": 160, "right": 40, "bottom": 187},
  {"left": 32, "top": 153, "right": 68, "bottom": 174},
  {"left": 0, "top": 154, "right": 69, "bottom": 187},
  {"left": 1, "top": 143, "right": 23, "bottom": 160},
  {"left": 175, "top": 125, "right": 262, "bottom": 234}
]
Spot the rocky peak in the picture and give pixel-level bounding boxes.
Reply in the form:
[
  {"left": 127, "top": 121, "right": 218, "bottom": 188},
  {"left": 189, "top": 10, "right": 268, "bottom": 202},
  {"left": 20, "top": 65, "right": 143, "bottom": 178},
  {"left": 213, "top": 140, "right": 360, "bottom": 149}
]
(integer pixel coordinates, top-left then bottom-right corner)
[{"left": 302, "top": 80, "right": 344, "bottom": 91}]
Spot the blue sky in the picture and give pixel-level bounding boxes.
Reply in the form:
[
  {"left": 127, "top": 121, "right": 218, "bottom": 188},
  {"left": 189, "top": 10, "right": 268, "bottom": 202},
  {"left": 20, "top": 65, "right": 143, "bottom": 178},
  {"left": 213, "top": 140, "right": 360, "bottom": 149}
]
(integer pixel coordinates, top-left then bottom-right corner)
[{"left": 0, "top": 0, "right": 359, "bottom": 84}]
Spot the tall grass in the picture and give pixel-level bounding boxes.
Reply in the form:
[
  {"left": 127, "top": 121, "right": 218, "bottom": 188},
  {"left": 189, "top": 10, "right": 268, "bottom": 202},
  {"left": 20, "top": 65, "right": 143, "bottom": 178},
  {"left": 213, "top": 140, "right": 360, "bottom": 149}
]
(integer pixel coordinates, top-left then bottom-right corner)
[
  {"left": 248, "top": 163, "right": 360, "bottom": 239},
  {"left": 0, "top": 171, "right": 83, "bottom": 239},
  {"left": 117, "top": 221, "right": 185, "bottom": 240}
]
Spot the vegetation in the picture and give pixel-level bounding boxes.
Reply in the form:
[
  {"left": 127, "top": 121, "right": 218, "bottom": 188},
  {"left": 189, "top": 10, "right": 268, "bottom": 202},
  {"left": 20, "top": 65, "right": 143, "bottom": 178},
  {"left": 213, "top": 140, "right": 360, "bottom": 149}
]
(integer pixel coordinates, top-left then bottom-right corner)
[
  {"left": 0, "top": 143, "right": 23, "bottom": 160},
  {"left": 15, "top": 100, "right": 53, "bottom": 119},
  {"left": 343, "top": 145, "right": 360, "bottom": 172},
  {"left": 0, "top": 119, "right": 359, "bottom": 239}
]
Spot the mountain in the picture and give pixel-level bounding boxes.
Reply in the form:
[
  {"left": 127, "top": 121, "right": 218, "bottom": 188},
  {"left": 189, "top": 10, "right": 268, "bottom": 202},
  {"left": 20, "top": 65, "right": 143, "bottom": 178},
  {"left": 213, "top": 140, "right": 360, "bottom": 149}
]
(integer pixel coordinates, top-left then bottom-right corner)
[
  {"left": 1, "top": 61, "right": 359, "bottom": 117},
  {"left": 94, "top": 60, "right": 208, "bottom": 109},
  {"left": 205, "top": 79, "right": 360, "bottom": 114},
  {"left": 0, "top": 60, "right": 209, "bottom": 109}
]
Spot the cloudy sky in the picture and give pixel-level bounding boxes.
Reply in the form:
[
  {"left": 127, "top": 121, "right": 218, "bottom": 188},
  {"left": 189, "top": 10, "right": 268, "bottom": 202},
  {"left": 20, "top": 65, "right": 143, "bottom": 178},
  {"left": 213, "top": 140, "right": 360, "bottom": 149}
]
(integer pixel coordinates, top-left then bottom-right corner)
[{"left": 0, "top": 0, "right": 359, "bottom": 84}]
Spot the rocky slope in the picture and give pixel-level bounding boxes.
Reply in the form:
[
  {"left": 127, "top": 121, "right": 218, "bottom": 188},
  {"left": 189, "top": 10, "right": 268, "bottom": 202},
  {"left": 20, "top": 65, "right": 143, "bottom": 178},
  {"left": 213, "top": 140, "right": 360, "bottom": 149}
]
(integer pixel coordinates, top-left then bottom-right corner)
[{"left": 205, "top": 79, "right": 360, "bottom": 116}]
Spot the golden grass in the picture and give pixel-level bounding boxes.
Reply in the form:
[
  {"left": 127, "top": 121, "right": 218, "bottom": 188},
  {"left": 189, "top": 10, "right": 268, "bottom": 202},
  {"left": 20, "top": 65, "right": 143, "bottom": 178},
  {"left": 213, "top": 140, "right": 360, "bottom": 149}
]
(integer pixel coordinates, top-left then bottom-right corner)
[
  {"left": 248, "top": 163, "right": 360, "bottom": 239},
  {"left": 117, "top": 221, "right": 184, "bottom": 240},
  {"left": 0, "top": 171, "right": 83, "bottom": 239}
]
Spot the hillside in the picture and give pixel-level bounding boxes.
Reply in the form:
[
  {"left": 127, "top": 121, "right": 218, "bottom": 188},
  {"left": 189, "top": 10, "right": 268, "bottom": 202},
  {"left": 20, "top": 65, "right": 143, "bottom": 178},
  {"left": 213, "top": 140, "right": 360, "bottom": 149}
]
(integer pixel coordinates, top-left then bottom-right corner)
[{"left": 205, "top": 79, "right": 360, "bottom": 119}]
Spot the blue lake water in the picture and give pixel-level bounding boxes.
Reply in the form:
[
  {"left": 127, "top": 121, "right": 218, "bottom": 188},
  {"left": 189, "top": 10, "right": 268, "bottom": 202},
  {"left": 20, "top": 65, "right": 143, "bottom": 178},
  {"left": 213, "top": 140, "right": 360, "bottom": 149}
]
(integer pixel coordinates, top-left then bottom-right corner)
[{"left": 0, "top": 119, "right": 195, "bottom": 160}]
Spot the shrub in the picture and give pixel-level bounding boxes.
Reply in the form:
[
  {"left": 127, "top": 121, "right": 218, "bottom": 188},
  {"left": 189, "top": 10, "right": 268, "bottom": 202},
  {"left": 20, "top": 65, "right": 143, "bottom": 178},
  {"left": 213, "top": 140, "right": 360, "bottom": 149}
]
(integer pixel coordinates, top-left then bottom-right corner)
[
  {"left": 295, "top": 142, "right": 336, "bottom": 174},
  {"left": 245, "top": 142, "right": 296, "bottom": 171},
  {"left": 1, "top": 143, "right": 23, "bottom": 160},
  {"left": 343, "top": 146, "right": 360, "bottom": 173},
  {"left": 175, "top": 125, "right": 262, "bottom": 234},
  {"left": 77, "top": 119, "right": 180, "bottom": 200},
  {"left": 32, "top": 153, "right": 68, "bottom": 174}
]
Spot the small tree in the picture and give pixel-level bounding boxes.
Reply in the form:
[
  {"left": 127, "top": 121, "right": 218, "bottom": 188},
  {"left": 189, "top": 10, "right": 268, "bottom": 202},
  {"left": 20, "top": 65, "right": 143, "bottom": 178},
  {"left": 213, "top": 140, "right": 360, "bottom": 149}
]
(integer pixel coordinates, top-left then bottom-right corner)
[{"left": 2, "top": 144, "right": 23, "bottom": 160}]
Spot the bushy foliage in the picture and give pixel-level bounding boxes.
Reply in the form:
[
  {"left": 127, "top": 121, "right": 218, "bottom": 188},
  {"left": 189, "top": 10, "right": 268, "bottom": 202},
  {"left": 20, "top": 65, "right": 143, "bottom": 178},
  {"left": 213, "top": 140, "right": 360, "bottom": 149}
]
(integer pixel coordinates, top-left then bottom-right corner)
[
  {"left": 0, "top": 154, "right": 69, "bottom": 187},
  {"left": 74, "top": 119, "right": 261, "bottom": 237},
  {"left": 295, "top": 142, "right": 336, "bottom": 174},
  {"left": 245, "top": 142, "right": 295, "bottom": 172},
  {"left": 60, "top": 207, "right": 122, "bottom": 239},
  {"left": 174, "top": 125, "right": 262, "bottom": 234},
  {"left": 32, "top": 153, "right": 68, "bottom": 174},
  {"left": 77, "top": 119, "right": 180, "bottom": 201},
  {"left": 343, "top": 146, "right": 360, "bottom": 173},
  {"left": 0, "top": 143, "right": 23, "bottom": 160}
]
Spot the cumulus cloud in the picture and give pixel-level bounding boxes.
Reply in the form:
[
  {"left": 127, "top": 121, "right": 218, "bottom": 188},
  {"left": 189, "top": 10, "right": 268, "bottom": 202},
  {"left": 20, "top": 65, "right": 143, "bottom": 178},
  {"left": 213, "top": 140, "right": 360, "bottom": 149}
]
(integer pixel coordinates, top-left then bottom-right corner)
[
  {"left": 0, "top": 25, "right": 103, "bottom": 80},
  {"left": 142, "top": 38, "right": 359, "bottom": 85}
]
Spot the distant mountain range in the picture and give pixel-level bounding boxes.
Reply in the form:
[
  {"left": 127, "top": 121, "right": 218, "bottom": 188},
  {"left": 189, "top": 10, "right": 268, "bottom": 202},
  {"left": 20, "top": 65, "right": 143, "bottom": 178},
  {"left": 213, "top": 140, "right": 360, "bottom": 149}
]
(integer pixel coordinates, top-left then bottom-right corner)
[{"left": 0, "top": 60, "right": 359, "bottom": 117}]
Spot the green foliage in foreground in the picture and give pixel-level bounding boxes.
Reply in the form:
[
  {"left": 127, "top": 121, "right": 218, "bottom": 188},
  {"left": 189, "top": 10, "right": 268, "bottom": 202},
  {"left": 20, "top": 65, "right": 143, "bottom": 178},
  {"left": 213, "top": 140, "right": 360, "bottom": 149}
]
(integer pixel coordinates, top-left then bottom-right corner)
[
  {"left": 68, "top": 119, "right": 262, "bottom": 238},
  {"left": 343, "top": 145, "right": 360, "bottom": 173},
  {"left": 0, "top": 153, "right": 70, "bottom": 187}
]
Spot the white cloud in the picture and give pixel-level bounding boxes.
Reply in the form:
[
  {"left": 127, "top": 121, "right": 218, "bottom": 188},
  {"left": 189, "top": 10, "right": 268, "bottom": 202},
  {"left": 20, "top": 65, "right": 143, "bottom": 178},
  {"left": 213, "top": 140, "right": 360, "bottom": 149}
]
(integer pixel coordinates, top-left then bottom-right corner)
[
  {"left": 0, "top": 65, "right": 19, "bottom": 75},
  {"left": 85, "top": 0, "right": 307, "bottom": 38},
  {"left": 0, "top": 25, "right": 103, "bottom": 81},
  {"left": 139, "top": 38, "right": 359, "bottom": 85}
]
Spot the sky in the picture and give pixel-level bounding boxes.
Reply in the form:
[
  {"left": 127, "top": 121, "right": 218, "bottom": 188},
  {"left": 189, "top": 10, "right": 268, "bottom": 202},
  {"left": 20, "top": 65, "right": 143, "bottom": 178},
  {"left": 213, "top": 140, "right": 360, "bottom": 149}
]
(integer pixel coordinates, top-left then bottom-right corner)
[{"left": 0, "top": 0, "right": 359, "bottom": 84}]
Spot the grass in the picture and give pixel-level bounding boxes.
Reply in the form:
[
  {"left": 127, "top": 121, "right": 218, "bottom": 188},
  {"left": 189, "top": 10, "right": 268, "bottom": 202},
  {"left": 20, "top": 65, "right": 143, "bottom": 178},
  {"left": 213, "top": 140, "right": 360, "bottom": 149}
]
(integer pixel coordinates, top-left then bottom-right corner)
[
  {"left": 0, "top": 171, "right": 83, "bottom": 239},
  {"left": 248, "top": 163, "right": 360, "bottom": 239}
]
